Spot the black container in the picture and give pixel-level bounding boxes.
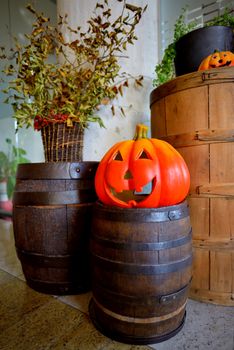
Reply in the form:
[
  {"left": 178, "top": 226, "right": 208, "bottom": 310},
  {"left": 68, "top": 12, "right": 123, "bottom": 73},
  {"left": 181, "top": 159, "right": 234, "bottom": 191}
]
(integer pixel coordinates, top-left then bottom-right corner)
[{"left": 174, "top": 25, "right": 234, "bottom": 76}]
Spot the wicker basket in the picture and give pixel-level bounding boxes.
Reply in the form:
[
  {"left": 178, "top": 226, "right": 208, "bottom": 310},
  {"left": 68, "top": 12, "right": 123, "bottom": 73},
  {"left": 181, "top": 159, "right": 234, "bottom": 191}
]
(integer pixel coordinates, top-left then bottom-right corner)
[{"left": 41, "top": 122, "right": 84, "bottom": 162}]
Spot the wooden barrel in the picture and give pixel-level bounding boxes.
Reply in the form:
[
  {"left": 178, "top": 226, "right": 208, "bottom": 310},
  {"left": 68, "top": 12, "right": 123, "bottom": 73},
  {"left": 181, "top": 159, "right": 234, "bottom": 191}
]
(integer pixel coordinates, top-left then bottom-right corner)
[
  {"left": 150, "top": 66, "right": 234, "bottom": 306},
  {"left": 89, "top": 201, "right": 192, "bottom": 345},
  {"left": 13, "top": 162, "right": 98, "bottom": 295}
]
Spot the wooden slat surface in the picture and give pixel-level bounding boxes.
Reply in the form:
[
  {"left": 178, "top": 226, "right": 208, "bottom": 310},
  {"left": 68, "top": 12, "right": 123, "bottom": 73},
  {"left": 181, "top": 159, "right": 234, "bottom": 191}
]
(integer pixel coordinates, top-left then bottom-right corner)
[
  {"left": 150, "top": 66, "right": 234, "bottom": 105},
  {"left": 150, "top": 68, "right": 234, "bottom": 306},
  {"left": 196, "top": 183, "right": 234, "bottom": 197},
  {"left": 189, "top": 288, "right": 234, "bottom": 306},
  {"left": 155, "top": 129, "right": 234, "bottom": 148},
  {"left": 165, "top": 86, "right": 208, "bottom": 135},
  {"left": 193, "top": 239, "right": 234, "bottom": 250},
  {"left": 210, "top": 83, "right": 234, "bottom": 129}
]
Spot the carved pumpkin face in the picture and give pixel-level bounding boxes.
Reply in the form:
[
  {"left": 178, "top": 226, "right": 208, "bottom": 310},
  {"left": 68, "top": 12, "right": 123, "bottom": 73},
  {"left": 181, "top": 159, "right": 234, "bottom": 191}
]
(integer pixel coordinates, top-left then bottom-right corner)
[
  {"left": 95, "top": 124, "right": 190, "bottom": 208},
  {"left": 198, "top": 51, "right": 234, "bottom": 71}
]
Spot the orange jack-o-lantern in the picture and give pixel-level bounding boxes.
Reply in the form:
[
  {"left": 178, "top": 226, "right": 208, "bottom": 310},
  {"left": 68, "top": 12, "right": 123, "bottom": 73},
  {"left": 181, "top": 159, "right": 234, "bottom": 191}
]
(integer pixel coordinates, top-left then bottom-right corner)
[
  {"left": 198, "top": 50, "right": 234, "bottom": 70},
  {"left": 95, "top": 124, "right": 190, "bottom": 208}
]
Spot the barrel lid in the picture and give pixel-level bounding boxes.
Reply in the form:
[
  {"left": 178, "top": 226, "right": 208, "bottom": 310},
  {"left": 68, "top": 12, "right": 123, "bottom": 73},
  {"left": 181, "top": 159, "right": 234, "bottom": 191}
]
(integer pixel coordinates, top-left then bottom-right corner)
[
  {"left": 16, "top": 162, "right": 99, "bottom": 180},
  {"left": 150, "top": 66, "right": 234, "bottom": 107}
]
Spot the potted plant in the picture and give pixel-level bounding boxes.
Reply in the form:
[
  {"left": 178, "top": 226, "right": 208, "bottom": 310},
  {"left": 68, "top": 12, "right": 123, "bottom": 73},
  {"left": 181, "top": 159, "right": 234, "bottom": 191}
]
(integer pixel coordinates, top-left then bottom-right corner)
[
  {"left": 153, "top": 7, "right": 234, "bottom": 86},
  {"left": 0, "top": 1, "right": 146, "bottom": 162},
  {"left": 0, "top": 138, "right": 30, "bottom": 212}
]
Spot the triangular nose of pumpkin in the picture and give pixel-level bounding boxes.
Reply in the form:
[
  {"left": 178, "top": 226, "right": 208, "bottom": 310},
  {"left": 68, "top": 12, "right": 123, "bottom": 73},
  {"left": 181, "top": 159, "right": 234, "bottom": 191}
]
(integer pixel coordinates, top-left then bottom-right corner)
[
  {"left": 123, "top": 170, "right": 136, "bottom": 191},
  {"left": 124, "top": 170, "right": 133, "bottom": 179}
]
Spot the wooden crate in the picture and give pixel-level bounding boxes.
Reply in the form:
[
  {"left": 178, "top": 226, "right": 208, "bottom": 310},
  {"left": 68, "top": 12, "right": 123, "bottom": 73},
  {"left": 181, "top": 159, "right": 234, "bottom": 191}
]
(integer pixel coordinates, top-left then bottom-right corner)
[{"left": 150, "top": 66, "right": 234, "bottom": 306}]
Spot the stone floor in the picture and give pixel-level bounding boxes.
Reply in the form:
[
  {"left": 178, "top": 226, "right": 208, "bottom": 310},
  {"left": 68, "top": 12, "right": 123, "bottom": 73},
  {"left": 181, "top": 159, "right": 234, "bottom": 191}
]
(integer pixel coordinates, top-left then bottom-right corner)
[{"left": 0, "top": 218, "right": 233, "bottom": 350}]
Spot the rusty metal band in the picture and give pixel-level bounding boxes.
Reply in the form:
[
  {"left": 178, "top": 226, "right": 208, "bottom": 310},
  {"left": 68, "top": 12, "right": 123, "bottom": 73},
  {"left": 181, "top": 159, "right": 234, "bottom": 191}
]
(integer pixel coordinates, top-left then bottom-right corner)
[
  {"left": 16, "top": 248, "right": 87, "bottom": 268},
  {"left": 91, "top": 254, "right": 192, "bottom": 275},
  {"left": 94, "top": 201, "right": 189, "bottom": 222},
  {"left": 159, "top": 281, "right": 191, "bottom": 304},
  {"left": 16, "top": 162, "right": 99, "bottom": 180},
  {"left": 91, "top": 228, "right": 192, "bottom": 251},
  {"left": 13, "top": 189, "right": 97, "bottom": 205},
  {"left": 92, "top": 297, "right": 186, "bottom": 323},
  {"left": 93, "top": 280, "right": 191, "bottom": 306}
]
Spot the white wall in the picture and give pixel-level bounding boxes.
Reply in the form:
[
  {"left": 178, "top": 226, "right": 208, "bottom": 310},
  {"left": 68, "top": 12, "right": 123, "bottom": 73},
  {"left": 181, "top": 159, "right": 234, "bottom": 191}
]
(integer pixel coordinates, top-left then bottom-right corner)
[
  {"left": 57, "top": 0, "right": 159, "bottom": 161},
  {"left": 0, "top": 0, "right": 159, "bottom": 162}
]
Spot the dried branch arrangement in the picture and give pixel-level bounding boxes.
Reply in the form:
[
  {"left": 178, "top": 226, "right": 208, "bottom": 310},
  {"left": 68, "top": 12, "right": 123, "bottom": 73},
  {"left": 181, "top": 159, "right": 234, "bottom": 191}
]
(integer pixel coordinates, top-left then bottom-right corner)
[{"left": 0, "top": 0, "right": 147, "bottom": 130}]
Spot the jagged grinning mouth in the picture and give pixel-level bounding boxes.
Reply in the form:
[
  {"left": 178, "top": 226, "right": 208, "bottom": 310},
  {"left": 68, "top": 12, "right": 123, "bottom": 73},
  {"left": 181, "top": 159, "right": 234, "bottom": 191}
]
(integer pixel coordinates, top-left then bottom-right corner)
[
  {"left": 210, "top": 61, "right": 232, "bottom": 68},
  {"left": 110, "top": 179, "right": 154, "bottom": 203}
]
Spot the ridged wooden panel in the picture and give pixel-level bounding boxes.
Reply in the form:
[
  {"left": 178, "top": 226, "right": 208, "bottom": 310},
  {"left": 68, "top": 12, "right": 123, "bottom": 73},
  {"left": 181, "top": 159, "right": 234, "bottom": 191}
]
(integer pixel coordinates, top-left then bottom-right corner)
[
  {"left": 165, "top": 86, "right": 208, "bottom": 135},
  {"left": 150, "top": 67, "right": 234, "bottom": 306}
]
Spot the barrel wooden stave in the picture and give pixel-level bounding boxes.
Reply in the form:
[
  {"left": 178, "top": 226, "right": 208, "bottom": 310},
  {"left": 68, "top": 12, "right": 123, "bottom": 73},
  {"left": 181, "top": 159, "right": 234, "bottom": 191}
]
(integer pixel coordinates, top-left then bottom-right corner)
[
  {"left": 90, "top": 299, "right": 185, "bottom": 344},
  {"left": 92, "top": 265, "right": 191, "bottom": 295},
  {"left": 92, "top": 281, "right": 189, "bottom": 317},
  {"left": 89, "top": 201, "right": 192, "bottom": 343},
  {"left": 13, "top": 162, "right": 98, "bottom": 295},
  {"left": 150, "top": 67, "right": 234, "bottom": 306}
]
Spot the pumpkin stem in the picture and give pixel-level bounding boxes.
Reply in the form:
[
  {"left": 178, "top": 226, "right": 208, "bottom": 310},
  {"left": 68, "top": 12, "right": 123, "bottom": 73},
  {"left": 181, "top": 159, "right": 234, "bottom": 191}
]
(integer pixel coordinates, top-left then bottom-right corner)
[{"left": 133, "top": 124, "right": 148, "bottom": 140}]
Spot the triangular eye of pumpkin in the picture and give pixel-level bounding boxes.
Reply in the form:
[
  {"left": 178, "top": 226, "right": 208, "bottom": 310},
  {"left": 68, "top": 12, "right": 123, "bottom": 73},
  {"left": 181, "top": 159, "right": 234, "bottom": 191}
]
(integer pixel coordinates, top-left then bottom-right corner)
[
  {"left": 139, "top": 150, "right": 148, "bottom": 159},
  {"left": 114, "top": 151, "right": 123, "bottom": 161}
]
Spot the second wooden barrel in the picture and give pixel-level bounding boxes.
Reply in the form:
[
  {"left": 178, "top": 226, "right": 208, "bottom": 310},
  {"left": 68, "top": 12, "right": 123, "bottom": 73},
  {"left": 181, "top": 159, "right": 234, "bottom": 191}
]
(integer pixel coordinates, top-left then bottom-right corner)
[
  {"left": 150, "top": 66, "right": 234, "bottom": 306},
  {"left": 13, "top": 162, "right": 98, "bottom": 295},
  {"left": 89, "top": 201, "right": 192, "bottom": 344}
]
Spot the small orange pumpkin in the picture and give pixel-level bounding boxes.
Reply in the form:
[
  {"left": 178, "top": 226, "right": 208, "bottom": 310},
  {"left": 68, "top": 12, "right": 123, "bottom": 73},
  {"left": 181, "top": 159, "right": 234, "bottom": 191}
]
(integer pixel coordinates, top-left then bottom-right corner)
[
  {"left": 95, "top": 124, "right": 190, "bottom": 208},
  {"left": 198, "top": 50, "right": 234, "bottom": 70}
]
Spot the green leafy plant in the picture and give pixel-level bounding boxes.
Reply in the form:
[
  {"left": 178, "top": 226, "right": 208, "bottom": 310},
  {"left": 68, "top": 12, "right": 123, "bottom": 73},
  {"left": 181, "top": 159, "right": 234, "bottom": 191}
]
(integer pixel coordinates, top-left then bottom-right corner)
[
  {"left": 153, "top": 7, "right": 234, "bottom": 87},
  {"left": 0, "top": 1, "right": 147, "bottom": 130},
  {"left": 207, "top": 9, "right": 234, "bottom": 27},
  {"left": 0, "top": 139, "right": 30, "bottom": 199},
  {"left": 153, "top": 8, "right": 195, "bottom": 87}
]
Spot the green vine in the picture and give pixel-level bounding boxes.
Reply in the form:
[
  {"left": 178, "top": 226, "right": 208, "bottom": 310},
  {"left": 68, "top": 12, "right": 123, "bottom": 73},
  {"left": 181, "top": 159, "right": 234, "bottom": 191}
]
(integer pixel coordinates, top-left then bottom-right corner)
[{"left": 206, "top": 9, "right": 234, "bottom": 27}]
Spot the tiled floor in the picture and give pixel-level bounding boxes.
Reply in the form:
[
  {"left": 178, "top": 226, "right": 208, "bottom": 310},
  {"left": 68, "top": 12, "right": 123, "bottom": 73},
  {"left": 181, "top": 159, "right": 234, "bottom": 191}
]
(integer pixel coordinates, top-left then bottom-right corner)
[{"left": 0, "top": 219, "right": 233, "bottom": 350}]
